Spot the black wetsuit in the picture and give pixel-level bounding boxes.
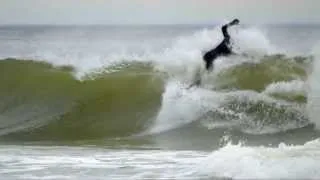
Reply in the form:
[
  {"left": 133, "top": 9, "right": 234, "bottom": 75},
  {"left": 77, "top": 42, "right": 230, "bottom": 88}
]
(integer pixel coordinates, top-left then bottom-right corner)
[{"left": 203, "top": 24, "right": 233, "bottom": 70}]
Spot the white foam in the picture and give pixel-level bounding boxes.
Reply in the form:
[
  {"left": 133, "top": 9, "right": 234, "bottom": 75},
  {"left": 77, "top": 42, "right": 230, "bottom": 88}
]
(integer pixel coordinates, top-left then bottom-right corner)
[
  {"left": 194, "top": 139, "right": 320, "bottom": 179},
  {"left": 152, "top": 25, "right": 277, "bottom": 77},
  {"left": 148, "top": 80, "right": 226, "bottom": 134},
  {"left": 0, "top": 25, "right": 278, "bottom": 81},
  {"left": 150, "top": 80, "right": 307, "bottom": 135},
  {"left": 263, "top": 80, "right": 307, "bottom": 95},
  {"left": 232, "top": 26, "right": 277, "bottom": 55},
  {"left": 18, "top": 175, "right": 72, "bottom": 180},
  {"left": 1, "top": 141, "right": 320, "bottom": 180},
  {"left": 147, "top": 26, "right": 283, "bottom": 134},
  {"left": 211, "top": 90, "right": 307, "bottom": 134},
  {"left": 0, "top": 145, "right": 205, "bottom": 179},
  {"left": 307, "top": 42, "right": 320, "bottom": 129}
]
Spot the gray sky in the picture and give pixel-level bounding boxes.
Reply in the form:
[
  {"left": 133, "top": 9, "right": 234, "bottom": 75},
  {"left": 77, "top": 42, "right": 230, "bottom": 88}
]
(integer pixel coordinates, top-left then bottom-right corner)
[{"left": 1, "top": 0, "right": 319, "bottom": 25}]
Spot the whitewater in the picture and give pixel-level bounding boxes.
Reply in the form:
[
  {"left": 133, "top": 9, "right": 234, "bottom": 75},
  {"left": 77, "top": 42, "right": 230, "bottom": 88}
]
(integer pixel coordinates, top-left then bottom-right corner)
[{"left": 0, "top": 24, "right": 320, "bottom": 179}]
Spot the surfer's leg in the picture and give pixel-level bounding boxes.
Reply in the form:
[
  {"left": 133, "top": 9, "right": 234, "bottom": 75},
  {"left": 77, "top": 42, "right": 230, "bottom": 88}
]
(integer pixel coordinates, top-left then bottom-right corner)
[
  {"left": 205, "top": 60, "right": 213, "bottom": 70},
  {"left": 203, "top": 51, "right": 216, "bottom": 71}
]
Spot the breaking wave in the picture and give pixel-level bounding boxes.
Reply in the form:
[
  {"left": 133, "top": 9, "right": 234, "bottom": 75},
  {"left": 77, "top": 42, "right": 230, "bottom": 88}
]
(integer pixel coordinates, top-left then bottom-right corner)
[
  {"left": 0, "top": 25, "right": 318, "bottom": 143},
  {"left": 0, "top": 53, "right": 314, "bottom": 142}
]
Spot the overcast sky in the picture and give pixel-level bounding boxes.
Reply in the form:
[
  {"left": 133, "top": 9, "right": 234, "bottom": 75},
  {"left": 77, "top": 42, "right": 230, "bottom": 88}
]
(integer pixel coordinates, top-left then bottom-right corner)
[{"left": 0, "top": 0, "right": 319, "bottom": 25}]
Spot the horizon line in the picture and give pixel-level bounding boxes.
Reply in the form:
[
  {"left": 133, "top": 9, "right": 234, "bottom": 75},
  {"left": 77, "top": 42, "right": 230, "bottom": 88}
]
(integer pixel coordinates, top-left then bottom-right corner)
[{"left": 1, "top": 22, "right": 320, "bottom": 26}]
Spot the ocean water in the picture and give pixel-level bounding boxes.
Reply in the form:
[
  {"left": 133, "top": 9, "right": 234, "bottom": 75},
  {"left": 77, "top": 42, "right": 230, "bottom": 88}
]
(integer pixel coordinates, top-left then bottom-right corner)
[{"left": 0, "top": 24, "right": 320, "bottom": 179}]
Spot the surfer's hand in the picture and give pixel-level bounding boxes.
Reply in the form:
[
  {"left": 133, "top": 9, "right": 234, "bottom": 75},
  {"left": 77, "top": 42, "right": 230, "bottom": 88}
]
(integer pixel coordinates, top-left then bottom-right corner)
[{"left": 230, "top": 19, "right": 240, "bottom": 26}]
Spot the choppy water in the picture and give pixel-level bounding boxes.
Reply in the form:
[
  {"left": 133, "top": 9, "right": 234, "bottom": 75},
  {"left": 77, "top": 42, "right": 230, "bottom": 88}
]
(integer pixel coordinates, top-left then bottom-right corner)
[{"left": 0, "top": 24, "right": 320, "bottom": 179}]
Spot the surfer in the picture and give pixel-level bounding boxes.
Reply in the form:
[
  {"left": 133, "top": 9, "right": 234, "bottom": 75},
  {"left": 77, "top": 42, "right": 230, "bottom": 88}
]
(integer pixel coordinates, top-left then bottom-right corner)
[{"left": 203, "top": 19, "right": 240, "bottom": 71}]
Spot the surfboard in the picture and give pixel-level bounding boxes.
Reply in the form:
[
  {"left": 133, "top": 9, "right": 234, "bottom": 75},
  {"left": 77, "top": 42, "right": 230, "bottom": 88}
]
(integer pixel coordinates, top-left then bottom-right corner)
[{"left": 187, "top": 65, "right": 207, "bottom": 89}]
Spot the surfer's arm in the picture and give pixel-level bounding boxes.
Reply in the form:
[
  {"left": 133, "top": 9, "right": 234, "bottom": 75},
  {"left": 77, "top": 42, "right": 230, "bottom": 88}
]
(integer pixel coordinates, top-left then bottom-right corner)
[
  {"left": 222, "top": 24, "right": 230, "bottom": 39},
  {"left": 222, "top": 19, "right": 240, "bottom": 39}
]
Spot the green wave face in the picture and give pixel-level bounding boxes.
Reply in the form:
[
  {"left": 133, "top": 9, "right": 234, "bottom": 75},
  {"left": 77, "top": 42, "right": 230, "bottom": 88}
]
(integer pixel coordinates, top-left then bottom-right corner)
[
  {"left": 0, "top": 59, "right": 164, "bottom": 141},
  {"left": 214, "top": 55, "right": 311, "bottom": 103},
  {"left": 0, "top": 54, "right": 313, "bottom": 142}
]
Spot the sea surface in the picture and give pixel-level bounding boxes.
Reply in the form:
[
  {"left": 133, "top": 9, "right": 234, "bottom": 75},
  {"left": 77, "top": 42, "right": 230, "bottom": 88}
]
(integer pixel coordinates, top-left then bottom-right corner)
[{"left": 0, "top": 24, "right": 320, "bottom": 179}]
